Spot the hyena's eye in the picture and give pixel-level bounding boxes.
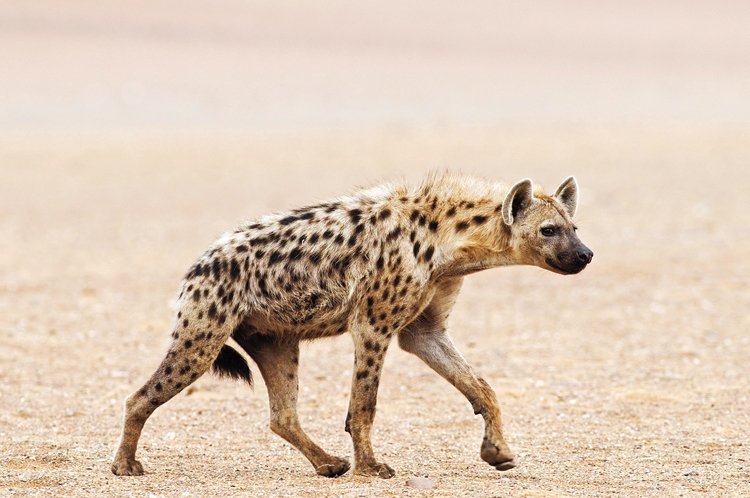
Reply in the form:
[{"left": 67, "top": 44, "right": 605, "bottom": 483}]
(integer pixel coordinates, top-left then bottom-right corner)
[{"left": 540, "top": 227, "right": 556, "bottom": 237}]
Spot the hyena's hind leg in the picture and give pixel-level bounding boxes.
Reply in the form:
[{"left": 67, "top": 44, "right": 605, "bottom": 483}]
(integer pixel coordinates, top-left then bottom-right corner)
[
  {"left": 111, "top": 316, "right": 245, "bottom": 476},
  {"left": 234, "top": 332, "right": 350, "bottom": 477}
]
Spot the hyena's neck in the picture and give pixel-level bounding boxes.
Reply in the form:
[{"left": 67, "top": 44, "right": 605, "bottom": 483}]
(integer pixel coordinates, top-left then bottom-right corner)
[{"left": 389, "top": 178, "right": 516, "bottom": 277}]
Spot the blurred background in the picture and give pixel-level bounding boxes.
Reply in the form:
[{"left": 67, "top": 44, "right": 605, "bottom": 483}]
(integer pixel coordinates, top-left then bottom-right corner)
[
  {"left": 1, "top": 2, "right": 749, "bottom": 496},
  {"left": 2, "top": 0, "right": 749, "bottom": 132}
]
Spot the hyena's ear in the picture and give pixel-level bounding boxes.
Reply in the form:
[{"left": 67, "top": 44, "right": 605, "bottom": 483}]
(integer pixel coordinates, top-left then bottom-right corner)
[
  {"left": 501, "top": 179, "right": 534, "bottom": 225},
  {"left": 554, "top": 176, "right": 578, "bottom": 218}
]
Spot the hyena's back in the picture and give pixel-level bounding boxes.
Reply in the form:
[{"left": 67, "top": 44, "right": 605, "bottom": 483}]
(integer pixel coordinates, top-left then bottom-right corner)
[{"left": 175, "top": 185, "right": 420, "bottom": 343}]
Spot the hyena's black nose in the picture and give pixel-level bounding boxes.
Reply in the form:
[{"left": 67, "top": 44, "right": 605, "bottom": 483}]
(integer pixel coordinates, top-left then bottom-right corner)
[{"left": 577, "top": 248, "right": 593, "bottom": 264}]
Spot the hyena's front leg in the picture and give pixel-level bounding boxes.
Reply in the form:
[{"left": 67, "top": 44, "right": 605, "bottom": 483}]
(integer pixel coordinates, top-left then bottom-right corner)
[
  {"left": 347, "top": 322, "right": 395, "bottom": 478},
  {"left": 234, "top": 334, "right": 350, "bottom": 477},
  {"left": 398, "top": 329, "right": 516, "bottom": 471}
]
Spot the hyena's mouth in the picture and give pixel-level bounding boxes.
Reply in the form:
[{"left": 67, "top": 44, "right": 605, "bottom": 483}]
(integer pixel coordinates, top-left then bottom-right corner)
[{"left": 545, "top": 257, "right": 587, "bottom": 275}]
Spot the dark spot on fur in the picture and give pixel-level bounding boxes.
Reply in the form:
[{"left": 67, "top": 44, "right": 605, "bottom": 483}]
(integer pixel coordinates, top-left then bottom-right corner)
[
  {"left": 446, "top": 206, "right": 456, "bottom": 217},
  {"left": 155, "top": 382, "right": 162, "bottom": 391},
  {"left": 289, "top": 247, "right": 303, "bottom": 260},
  {"left": 356, "top": 370, "right": 369, "bottom": 379},
  {"left": 424, "top": 245, "right": 435, "bottom": 261},
  {"left": 279, "top": 215, "right": 298, "bottom": 225},
  {"left": 349, "top": 209, "right": 362, "bottom": 223},
  {"left": 386, "top": 226, "right": 401, "bottom": 242},
  {"left": 334, "top": 234, "right": 345, "bottom": 245},
  {"left": 410, "top": 209, "right": 419, "bottom": 221},
  {"left": 165, "top": 366, "right": 173, "bottom": 375},
  {"left": 455, "top": 221, "right": 470, "bottom": 232},
  {"left": 379, "top": 209, "right": 391, "bottom": 220},
  {"left": 208, "top": 303, "right": 218, "bottom": 319},
  {"left": 268, "top": 251, "right": 284, "bottom": 265},
  {"left": 413, "top": 241, "right": 421, "bottom": 257},
  {"left": 211, "top": 258, "right": 222, "bottom": 280},
  {"left": 473, "top": 215, "right": 488, "bottom": 225},
  {"left": 230, "top": 259, "right": 241, "bottom": 280},
  {"left": 428, "top": 220, "right": 438, "bottom": 232}
]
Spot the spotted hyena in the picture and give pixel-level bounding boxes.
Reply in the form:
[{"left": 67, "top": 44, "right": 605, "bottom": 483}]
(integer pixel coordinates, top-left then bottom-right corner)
[{"left": 112, "top": 173, "right": 593, "bottom": 478}]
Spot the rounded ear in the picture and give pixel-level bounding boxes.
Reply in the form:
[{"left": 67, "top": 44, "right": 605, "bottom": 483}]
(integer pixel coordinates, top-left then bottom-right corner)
[
  {"left": 502, "top": 179, "right": 534, "bottom": 225},
  {"left": 554, "top": 176, "right": 578, "bottom": 218}
]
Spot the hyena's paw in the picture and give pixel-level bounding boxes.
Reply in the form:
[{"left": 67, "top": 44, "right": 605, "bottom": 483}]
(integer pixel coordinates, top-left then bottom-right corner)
[
  {"left": 315, "top": 457, "right": 351, "bottom": 478},
  {"left": 111, "top": 457, "right": 144, "bottom": 476},
  {"left": 480, "top": 438, "right": 516, "bottom": 471},
  {"left": 355, "top": 462, "right": 395, "bottom": 479}
]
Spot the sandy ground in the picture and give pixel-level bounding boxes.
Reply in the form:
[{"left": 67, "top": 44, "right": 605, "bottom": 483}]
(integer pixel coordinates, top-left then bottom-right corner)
[
  {"left": 2, "top": 1, "right": 750, "bottom": 497},
  {"left": 1, "top": 127, "right": 749, "bottom": 497}
]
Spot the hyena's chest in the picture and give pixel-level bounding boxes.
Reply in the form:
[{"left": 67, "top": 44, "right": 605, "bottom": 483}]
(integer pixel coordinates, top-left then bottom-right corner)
[{"left": 361, "top": 271, "right": 437, "bottom": 335}]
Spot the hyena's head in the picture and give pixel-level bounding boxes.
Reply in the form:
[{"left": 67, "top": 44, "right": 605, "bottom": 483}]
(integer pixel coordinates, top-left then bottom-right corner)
[{"left": 501, "top": 177, "right": 593, "bottom": 275}]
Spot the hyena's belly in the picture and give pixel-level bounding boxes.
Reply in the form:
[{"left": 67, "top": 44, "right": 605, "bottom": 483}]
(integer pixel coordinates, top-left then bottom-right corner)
[{"left": 244, "top": 285, "right": 357, "bottom": 340}]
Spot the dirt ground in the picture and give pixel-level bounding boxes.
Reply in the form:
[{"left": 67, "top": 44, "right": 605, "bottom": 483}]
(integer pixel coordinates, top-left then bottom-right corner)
[
  {"left": 2, "top": 1, "right": 750, "bottom": 497},
  {"left": 1, "top": 126, "right": 749, "bottom": 497}
]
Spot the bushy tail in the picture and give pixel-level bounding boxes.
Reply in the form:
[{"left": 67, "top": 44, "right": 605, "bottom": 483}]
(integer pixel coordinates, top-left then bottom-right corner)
[{"left": 211, "top": 344, "right": 253, "bottom": 387}]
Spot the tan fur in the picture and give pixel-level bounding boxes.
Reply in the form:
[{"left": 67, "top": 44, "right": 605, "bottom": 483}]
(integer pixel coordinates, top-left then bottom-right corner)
[{"left": 112, "top": 172, "right": 592, "bottom": 478}]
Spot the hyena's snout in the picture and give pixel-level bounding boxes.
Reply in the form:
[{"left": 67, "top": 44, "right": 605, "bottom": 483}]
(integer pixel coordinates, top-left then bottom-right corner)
[
  {"left": 548, "top": 243, "right": 593, "bottom": 274},
  {"left": 575, "top": 245, "right": 593, "bottom": 265}
]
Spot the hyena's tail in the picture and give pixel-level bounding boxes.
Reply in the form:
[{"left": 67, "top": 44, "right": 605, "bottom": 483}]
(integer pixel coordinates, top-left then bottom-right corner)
[{"left": 212, "top": 344, "right": 253, "bottom": 387}]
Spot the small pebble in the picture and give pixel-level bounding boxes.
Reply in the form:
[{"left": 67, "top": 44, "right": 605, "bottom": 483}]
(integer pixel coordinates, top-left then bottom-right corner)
[{"left": 406, "top": 476, "right": 435, "bottom": 489}]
